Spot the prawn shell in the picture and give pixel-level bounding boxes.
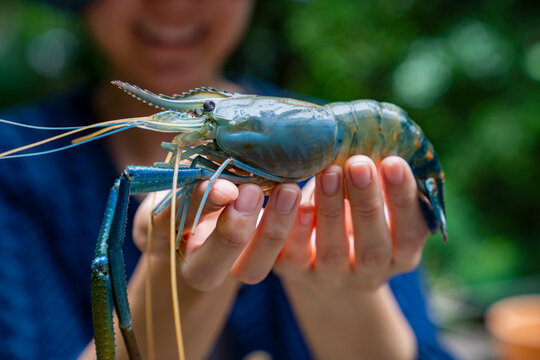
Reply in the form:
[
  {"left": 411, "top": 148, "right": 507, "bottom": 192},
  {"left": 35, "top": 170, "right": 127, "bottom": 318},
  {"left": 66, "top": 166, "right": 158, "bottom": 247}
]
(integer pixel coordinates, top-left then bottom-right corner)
[{"left": 215, "top": 96, "right": 337, "bottom": 179}]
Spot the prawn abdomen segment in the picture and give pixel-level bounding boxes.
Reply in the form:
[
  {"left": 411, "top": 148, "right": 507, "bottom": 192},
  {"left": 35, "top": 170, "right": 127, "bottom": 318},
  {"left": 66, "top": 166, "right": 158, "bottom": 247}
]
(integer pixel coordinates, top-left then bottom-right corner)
[{"left": 330, "top": 100, "right": 425, "bottom": 165}]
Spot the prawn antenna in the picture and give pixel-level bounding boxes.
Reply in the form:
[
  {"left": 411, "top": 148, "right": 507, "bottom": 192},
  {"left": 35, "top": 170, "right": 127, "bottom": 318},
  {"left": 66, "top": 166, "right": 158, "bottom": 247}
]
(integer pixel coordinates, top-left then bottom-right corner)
[
  {"left": 0, "top": 117, "right": 151, "bottom": 159},
  {"left": 0, "top": 118, "right": 84, "bottom": 130}
]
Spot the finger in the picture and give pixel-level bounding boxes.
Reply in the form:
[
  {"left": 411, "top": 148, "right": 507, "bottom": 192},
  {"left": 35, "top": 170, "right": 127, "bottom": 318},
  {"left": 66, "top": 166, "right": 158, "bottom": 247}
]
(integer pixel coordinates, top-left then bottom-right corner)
[
  {"left": 181, "top": 179, "right": 239, "bottom": 233},
  {"left": 146, "top": 179, "right": 239, "bottom": 239},
  {"left": 278, "top": 202, "right": 315, "bottom": 268},
  {"left": 314, "top": 165, "right": 350, "bottom": 272},
  {"left": 345, "top": 156, "right": 392, "bottom": 276},
  {"left": 380, "top": 157, "right": 428, "bottom": 272},
  {"left": 231, "top": 183, "right": 301, "bottom": 284},
  {"left": 182, "top": 184, "right": 263, "bottom": 292}
]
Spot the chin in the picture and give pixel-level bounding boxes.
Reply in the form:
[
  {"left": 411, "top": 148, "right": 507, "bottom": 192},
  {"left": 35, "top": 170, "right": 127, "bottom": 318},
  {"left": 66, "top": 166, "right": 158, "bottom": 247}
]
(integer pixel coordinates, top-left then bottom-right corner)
[{"left": 134, "top": 64, "right": 213, "bottom": 94}]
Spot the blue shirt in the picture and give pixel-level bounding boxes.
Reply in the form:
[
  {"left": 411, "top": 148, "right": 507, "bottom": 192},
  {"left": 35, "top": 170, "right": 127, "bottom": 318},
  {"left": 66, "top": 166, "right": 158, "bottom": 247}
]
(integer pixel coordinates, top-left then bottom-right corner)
[{"left": 0, "top": 83, "right": 453, "bottom": 359}]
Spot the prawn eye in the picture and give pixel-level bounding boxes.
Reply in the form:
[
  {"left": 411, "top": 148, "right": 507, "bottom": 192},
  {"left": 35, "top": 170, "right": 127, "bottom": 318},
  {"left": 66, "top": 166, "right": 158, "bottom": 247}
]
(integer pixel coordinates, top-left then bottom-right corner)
[{"left": 203, "top": 101, "right": 215, "bottom": 112}]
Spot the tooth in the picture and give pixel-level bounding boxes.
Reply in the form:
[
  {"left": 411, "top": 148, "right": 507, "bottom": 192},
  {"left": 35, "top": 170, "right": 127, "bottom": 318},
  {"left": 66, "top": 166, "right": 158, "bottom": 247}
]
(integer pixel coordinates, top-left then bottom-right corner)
[{"left": 140, "top": 19, "right": 198, "bottom": 44}]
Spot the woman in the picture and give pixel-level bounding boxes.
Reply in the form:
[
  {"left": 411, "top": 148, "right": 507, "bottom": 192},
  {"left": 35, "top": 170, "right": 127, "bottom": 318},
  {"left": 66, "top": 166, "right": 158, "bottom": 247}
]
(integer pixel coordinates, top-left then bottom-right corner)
[{"left": 0, "top": 1, "right": 452, "bottom": 359}]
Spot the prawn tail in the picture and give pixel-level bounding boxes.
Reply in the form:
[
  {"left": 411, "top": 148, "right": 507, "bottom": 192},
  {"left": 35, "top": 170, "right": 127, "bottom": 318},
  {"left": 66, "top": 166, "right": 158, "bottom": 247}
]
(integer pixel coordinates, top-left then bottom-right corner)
[
  {"left": 418, "top": 176, "right": 447, "bottom": 242},
  {"left": 406, "top": 132, "right": 447, "bottom": 241},
  {"left": 405, "top": 132, "right": 447, "bottom": 241},
  {"left": 376, "top": 102, "right": 447, "bottom": 241}
]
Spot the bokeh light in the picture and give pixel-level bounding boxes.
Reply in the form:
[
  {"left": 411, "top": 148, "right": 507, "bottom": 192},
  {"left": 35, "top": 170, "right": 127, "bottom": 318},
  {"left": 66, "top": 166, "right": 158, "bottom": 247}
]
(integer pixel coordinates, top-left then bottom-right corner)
[
  {"left": 25, "top": 28, "right": 78, "bottom": 78},
  {"left": 391, "top": 38, "right": 452, "bottom": 109},
  {"left": 524, "top": 42, "right": 540, "bottom": 81},
  {"left": 448, "top": 19, "right": 512, "bottom": 81}
]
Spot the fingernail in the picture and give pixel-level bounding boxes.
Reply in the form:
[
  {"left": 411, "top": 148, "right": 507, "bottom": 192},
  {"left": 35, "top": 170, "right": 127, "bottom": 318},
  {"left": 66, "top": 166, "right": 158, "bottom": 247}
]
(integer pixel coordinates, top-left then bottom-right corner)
[
  {"left": 384, "top": 159, "right": 404, "bottom": 185},
  {"left": 321, "top": 169, "right": 339, "bottom": 196},
  {"left": 235, "top": 185, "right": 260, "bottom": 213},
  {"left": 298, "top": 206, "right": 314, "bottom": 226},
  {"left": 349, "top": 161, "right": 371, "bottom": 188},
  {"left": 275, "top": 187, "right": 298, "bottom": 214}
]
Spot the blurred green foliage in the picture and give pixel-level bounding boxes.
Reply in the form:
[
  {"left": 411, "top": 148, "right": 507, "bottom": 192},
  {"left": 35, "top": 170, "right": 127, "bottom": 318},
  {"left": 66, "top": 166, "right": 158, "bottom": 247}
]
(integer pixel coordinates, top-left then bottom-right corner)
[{"left": 1, "top": 0, "right": 540, "bottom": 304}]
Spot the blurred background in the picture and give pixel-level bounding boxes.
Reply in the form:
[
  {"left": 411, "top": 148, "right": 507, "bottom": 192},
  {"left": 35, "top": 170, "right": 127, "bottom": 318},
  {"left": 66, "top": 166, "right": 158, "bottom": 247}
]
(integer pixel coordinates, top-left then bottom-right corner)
[{"left": 1, "top": 0, "right": 539, "bottom": 358}]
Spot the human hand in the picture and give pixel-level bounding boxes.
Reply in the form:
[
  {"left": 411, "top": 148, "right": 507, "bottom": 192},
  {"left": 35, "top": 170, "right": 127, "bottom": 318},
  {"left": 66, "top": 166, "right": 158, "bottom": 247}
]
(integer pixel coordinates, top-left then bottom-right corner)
[
  {"left": 132, "top": 178, "right": 302, "bottom": 292},
  {"left": 274, "top": 155, "right": 430, "bottom": 291}
]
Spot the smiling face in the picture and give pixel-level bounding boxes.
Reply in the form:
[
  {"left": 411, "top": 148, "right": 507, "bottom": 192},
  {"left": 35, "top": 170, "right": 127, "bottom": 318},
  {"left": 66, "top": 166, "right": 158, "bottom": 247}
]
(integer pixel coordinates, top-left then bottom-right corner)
[{"left": 85, "top": 0, "right": 254, "bottom": 94}]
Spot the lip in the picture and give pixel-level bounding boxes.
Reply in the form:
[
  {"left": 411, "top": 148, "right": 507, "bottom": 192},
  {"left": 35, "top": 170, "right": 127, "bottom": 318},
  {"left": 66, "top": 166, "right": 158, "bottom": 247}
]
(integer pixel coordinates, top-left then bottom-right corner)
[{"left": 132, "top": 18, "right": 206, "bottom": 50}]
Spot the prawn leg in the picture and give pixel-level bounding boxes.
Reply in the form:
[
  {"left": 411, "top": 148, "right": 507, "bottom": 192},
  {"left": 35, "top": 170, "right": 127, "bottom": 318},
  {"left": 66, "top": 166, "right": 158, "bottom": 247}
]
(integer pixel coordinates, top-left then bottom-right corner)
[
  {"left": 92, "top": 174, "right": 140, "bottom": 359},
  {"left": 90, "top": 165, "right": 255, "bottom": 360}
]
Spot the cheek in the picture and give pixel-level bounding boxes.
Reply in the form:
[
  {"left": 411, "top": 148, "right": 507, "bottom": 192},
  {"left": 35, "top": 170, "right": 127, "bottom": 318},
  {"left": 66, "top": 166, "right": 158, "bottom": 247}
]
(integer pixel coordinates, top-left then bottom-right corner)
[
  {"left": 203, "top": 0, "right": 254, "bottom": 61},
  {"left": 84, "top": 0, "right": 136, "bottom": 66}
]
